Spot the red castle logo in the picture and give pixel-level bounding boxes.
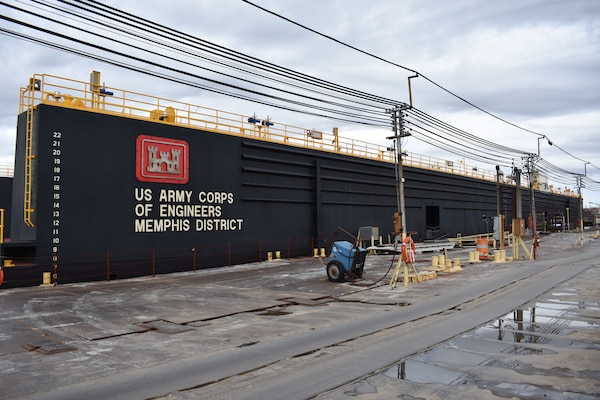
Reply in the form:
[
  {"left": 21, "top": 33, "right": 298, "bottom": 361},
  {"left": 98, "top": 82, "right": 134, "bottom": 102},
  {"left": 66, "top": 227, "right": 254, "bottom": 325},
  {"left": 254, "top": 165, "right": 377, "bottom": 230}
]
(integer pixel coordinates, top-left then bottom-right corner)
[{"left": 136, "top": 135, "right": 189, "bottom": 184}]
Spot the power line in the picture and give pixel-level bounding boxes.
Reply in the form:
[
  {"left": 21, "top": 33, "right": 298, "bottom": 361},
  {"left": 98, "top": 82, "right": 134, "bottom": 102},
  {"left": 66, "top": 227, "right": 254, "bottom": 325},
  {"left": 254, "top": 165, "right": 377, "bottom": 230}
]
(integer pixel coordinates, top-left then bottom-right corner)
[
  {"left": 241, "top": 0, "right": 597, "bottom": 183},
  {"left": 0, "top": 4, "right": 389, "bottom": 125},
  {"left": 241, "top": 0, "right": 547, "bottom": 136},
  {"left": 1, "top": 0, "right": 597, "bottom": 192}
]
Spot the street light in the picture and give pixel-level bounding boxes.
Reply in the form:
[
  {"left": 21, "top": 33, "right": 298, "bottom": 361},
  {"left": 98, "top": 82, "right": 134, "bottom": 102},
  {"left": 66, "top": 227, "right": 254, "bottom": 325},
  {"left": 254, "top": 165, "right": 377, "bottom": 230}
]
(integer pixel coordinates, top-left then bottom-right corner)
[
  {"left": 537, "top": 135, "right": 553, "bottom": 156},
  {"left": 584, "top": 161, "right": 590, "bottom": 176}
]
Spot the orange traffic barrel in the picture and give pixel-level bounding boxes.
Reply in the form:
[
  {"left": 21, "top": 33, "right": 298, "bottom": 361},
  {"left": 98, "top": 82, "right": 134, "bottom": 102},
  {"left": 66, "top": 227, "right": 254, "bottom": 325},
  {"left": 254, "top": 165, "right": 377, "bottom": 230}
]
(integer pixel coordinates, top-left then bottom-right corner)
[{"left": 476, "top": 237, "right": 489, "bottom": 260}]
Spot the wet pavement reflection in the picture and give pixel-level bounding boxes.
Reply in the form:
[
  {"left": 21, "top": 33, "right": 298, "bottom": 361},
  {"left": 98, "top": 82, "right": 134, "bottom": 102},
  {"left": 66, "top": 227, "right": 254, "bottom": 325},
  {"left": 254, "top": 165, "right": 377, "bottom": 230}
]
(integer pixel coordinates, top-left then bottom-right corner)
[{"left": 329, "top": 268, "right": 600, "bottom": 400}]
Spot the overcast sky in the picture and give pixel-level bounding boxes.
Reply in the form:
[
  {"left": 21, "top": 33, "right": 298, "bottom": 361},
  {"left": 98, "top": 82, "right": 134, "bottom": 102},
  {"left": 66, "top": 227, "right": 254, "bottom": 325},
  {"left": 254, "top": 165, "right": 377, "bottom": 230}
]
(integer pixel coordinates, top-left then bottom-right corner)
[{"left": 1, "top": 0, "right": 599, "bottom": 205}]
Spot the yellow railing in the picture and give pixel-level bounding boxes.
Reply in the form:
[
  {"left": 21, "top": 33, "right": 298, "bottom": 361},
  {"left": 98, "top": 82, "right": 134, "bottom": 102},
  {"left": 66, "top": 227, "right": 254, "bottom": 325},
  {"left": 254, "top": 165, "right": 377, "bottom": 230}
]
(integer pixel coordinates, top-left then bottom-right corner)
[
  {"left": 18, "top": 73, "right": 576, "bottom": 197},
  {"left": 0, "top": 165, "right": 14, "bottom": 178}
]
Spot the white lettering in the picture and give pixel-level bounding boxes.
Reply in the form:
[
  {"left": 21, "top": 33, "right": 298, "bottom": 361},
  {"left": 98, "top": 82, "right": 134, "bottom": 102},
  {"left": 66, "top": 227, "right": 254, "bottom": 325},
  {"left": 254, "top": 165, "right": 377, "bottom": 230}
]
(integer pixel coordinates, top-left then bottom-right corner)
[
  {"left": 135, "top": 187, "right": 152, "bottom": 201},
  {"left": 135, "top": 219, "right": 190, "bottom": 232},
  {"left": 159, "top": 204, "right": 221, "bottom": 217},
  {"left": 198, "top": 191, "right": 234, "bottom": 204},
  {"left": 134, "top": 188, "right": 241, "bottom": 234},
  {"left": 134, "top": 203, "right": 153, "bottom": 217},
  {"left": 159, "top": 189, "right": 192, "bottom": 202},
  {"left": 195, "top": 218, "right": 243, "bottom": 231}
]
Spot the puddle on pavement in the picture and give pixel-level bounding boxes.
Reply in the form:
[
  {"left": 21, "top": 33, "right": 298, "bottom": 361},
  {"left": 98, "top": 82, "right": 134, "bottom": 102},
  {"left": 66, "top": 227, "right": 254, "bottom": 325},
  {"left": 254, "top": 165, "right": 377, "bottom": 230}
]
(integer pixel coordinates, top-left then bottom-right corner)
[
  {"left": 257, "top": 308, "right": 292, "bottom": 316},
  {"left": 537, "top": 300, "right": 600, "bottom": 312},
  {"left": 551, "top": 291, "right": 578, "bottom": 297},
  {"left": 383, "top": 359, "right": 472, "bottom": 385},
  {"left": 366, "top": 286, "right": 600, "bottom": 398},
  {"left": 461, "top": 301, "right": 599, "bottom": 348},
  {"left": 492, "top": 383, "right": 599, "bottom": 400}
]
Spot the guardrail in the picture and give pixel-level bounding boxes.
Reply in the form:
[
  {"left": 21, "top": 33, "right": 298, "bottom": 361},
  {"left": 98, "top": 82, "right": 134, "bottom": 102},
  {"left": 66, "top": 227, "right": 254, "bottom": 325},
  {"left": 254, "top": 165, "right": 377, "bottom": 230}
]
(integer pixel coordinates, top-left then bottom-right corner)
[
  {"left": 18, "top": 72, "right": 576, "bottom": 196},
  {"left": 0, "top": 165, "right": 14, "bottom": 178}
]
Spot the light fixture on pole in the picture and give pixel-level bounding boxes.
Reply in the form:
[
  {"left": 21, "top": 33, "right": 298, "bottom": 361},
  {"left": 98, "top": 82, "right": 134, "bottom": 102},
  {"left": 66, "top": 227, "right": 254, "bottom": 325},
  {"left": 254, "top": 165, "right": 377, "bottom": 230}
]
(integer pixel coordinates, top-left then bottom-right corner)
[{"left": 537, "top": 135, "right": 553, "bottom": 156}]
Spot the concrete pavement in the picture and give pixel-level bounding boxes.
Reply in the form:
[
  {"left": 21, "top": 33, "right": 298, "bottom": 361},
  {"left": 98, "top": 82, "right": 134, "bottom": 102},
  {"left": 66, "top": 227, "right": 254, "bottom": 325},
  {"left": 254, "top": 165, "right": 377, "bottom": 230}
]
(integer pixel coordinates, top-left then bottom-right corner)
[{"left": 0, "top": 231, "right": 599, "bottom": 399}]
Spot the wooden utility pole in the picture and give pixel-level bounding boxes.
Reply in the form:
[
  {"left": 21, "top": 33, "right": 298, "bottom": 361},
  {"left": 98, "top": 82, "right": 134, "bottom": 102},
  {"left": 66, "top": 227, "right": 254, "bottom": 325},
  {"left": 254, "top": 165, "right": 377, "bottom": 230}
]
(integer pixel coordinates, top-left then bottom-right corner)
[{"left": 387, "top": 105, "right": 411, "bottom": 240}]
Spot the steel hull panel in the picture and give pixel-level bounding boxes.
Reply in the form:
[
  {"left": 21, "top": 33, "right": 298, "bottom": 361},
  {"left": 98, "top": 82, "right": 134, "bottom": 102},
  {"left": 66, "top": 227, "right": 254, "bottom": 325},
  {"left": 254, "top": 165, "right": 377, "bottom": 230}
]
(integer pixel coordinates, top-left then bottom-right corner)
[{"left": 2, "top": 105, "right": 579, "bottom": 286}]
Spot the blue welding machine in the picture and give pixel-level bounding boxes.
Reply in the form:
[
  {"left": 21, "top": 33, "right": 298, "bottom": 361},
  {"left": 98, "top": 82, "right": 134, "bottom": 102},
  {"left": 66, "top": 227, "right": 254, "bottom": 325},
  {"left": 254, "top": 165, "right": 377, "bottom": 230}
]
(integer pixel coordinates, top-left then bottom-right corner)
[{"left": 326, "top": 241, "right": 367, "bottom": 282}]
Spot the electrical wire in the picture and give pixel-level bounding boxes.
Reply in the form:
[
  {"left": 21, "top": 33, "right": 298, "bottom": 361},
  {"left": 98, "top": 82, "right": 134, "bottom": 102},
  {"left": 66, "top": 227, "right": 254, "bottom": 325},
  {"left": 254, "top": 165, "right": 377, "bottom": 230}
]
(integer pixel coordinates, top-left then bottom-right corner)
[
  {"left": 56, "top": 0, "right": 402, "bottom": 107},
  {"left": 241, "top": 0, "right": 549, "bottom": 137},
  {"left": 3, "top": 2, "right": 392, "bottom": 124},
  {"left": 0, "top": 0, "right": 597, "bottom": 192},
  {"left": 241, "top": 0, "right": 598, "bottom": 189}
]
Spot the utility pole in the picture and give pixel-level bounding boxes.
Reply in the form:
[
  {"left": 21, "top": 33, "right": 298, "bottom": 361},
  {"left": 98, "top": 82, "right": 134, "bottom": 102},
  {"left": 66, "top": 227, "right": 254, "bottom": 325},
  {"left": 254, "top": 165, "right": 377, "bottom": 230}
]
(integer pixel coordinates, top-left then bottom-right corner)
[
  {"left": 525, "top": 154, "right": 538, "bottom": 260},
  {"left": 495, "top": 166, "right": 504, "bottom": 250},
  {"left": 387, "top": 105, "right": 411, "bottom": 240},
  {"left": 514, "top": 166, "right": 522, "bottom": 219},
  {"left": 576, "top": 174, "right": 584, "bottom": 247},
  {"left": 387, "top": 103, "right": 417, "bottom": 290}
]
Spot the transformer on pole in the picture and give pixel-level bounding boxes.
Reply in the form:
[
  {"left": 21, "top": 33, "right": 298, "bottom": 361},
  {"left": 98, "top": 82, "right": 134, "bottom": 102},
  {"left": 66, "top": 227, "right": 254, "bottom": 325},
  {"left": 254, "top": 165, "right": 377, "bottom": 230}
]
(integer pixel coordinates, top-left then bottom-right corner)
[{"left": 387, "top": 105, "right": 411, "bottom": 240}]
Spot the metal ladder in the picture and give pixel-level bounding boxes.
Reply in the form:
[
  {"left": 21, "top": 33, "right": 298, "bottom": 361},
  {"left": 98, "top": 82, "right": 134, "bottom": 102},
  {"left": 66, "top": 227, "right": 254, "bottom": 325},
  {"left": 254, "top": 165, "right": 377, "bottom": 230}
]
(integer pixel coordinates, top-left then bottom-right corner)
[{"left": 24, "top": 83, "right": 36, "bottom": 227}]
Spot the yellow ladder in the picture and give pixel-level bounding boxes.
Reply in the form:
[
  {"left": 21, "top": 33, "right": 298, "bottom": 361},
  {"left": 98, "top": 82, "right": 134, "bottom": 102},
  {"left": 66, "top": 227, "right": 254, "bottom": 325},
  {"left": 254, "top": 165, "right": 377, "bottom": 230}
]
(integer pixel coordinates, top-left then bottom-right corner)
[{"left": 24, "top": 86, "right": 36, "bottom": 227}]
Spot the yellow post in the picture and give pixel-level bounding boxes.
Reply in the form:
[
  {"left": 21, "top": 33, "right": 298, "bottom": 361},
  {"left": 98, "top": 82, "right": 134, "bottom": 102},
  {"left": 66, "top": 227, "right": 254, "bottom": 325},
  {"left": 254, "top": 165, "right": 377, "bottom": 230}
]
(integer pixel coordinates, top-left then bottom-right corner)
[
  {"left": 389, "top": 258, "right": 403, "bottom": 289},
  {"left": 0, "top": 209, "right": 4, "bottom": 269},
  {"left": 41, "top": 272, "right": 52, "bottom": 286},
  {"left": 0, "top": 208, "right": 4, "bottom": 245},
  {"left": 469, "top": 251, "right": 480, "bottom": 263}
]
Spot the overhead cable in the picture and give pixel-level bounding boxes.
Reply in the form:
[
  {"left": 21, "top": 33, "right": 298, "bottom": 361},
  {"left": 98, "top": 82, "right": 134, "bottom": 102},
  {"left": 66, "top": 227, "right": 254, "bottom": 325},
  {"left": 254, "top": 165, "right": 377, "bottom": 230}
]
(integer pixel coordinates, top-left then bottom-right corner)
[
  {"left": 0, "top": 0, "right": 597, "bottom": 192},
  {"left": 241, "top": 0, "right": 596, "bottom": 180}
]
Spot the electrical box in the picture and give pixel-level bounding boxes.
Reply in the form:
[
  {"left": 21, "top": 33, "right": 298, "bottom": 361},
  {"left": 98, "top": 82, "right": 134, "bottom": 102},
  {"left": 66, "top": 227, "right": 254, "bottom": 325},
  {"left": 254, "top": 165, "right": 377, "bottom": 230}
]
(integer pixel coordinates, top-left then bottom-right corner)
[
  {"left": 90, "top": 71, "right": 101, "bottom": 93},
  {"left": 512, "top": 218, "right": 525, "bottom": 236},
  {"left": 358, "top": 226, "right": 379, "bottom": 241}
]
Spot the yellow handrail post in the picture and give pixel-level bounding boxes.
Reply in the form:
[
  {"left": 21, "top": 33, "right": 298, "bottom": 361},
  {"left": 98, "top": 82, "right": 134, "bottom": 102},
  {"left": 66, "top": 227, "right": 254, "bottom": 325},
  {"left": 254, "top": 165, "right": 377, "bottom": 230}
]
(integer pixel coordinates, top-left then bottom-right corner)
[
  {"left": 0, "top": 208, "right": 4, "bottom": 245},
  {"left": 0, "top": 208, "right": 4, "bottom": 268}
]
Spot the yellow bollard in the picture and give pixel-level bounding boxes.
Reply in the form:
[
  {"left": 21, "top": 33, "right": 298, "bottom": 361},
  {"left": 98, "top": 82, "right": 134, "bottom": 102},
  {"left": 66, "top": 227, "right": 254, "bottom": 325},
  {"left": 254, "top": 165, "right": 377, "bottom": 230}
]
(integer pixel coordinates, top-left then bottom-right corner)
[
  {"left": 267, "top": 252, "right": 273, "bottom": 261},
  {"left": 41, "top": 272, "right": 52, "bottom": 286},
  {"left": 431, "top": 256, "right": 439, "bottom": 269},
  {"left": 454, "top": 258, "right": 461, "bottom": 268},
  {"left": 468, "top": 251, "right": 479, "bottom": 263},
  {"left": 438, "top": 255, "right": 445, "bottom": 267},
  {"left": 493, "top": 250, "right": 507, "bottom": 263},
  {"left": 313, "top": 248, "right": 319, "bottom": 257},
  {"left": 320, "top": 248, "right": 326, "bottom": 257},
  {"left": 275, "top": 250, "right": 281, "bottom": 259},
  {"left": 445, "top": 260, "right": 452, "bottom": 270}
]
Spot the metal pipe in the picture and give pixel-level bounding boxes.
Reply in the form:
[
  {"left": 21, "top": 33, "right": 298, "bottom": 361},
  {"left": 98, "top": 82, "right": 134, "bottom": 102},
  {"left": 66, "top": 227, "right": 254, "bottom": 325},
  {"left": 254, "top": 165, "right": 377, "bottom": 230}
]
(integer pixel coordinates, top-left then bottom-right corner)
[{"left": 407, "top": 74, "right": 419, "bottom": 109}]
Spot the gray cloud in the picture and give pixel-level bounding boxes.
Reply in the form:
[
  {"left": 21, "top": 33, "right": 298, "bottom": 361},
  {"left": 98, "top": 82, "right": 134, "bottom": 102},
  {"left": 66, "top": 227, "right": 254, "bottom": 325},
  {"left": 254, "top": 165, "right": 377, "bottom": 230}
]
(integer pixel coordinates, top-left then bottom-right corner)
[{"left": 0, "top": 0, "right": 598, "bottom": 201}]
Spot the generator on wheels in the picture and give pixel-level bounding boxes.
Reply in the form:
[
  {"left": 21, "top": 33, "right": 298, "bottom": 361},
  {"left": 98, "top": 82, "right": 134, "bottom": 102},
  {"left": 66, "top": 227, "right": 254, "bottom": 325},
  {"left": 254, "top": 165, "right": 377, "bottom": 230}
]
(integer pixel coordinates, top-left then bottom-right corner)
[{"left": 326, "top": 241, "right": 367, "bottom": 282}]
